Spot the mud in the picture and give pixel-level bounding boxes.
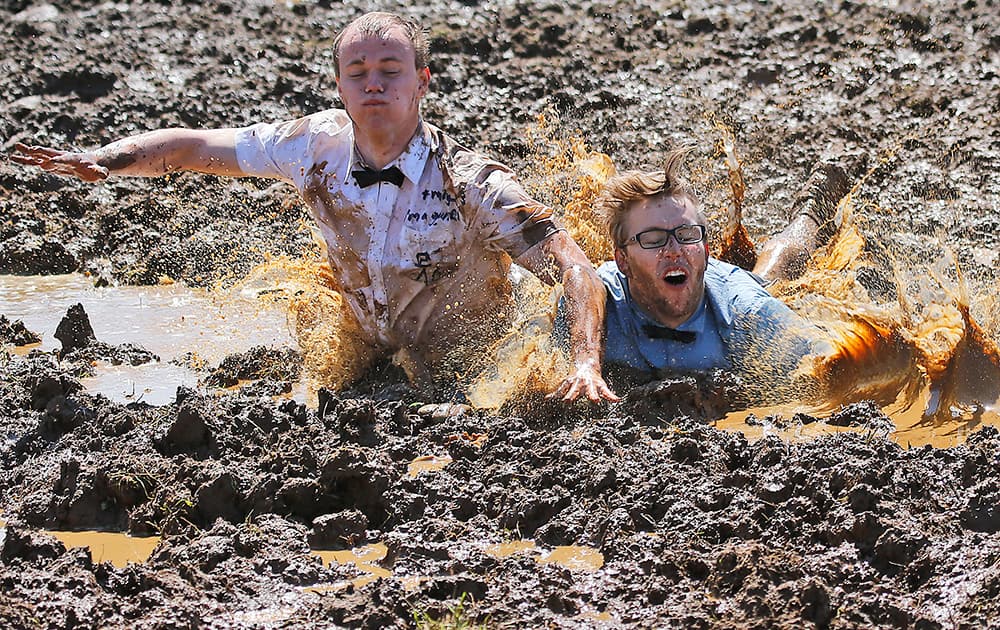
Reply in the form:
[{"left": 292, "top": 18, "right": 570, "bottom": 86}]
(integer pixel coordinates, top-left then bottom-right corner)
[
  {"left": 0, "top": 314, "right": 39, "bottom": 346},
  {"left": 52, "top": 303, "right": 160, "bottom": 373},
  {"left": 2, "top": 1, "right": 1000, "bottom": 628},
  {"left": 202, "top": 345, "right": 303, "bottom": 390}
]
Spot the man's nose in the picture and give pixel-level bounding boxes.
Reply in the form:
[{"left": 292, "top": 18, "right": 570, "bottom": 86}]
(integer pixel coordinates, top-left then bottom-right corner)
[
  {"left": 657, "top": 235, "right": 683, "bottom": 256},
  {"left": 364, "top": 75, "right": 384, "bottom": 93}
]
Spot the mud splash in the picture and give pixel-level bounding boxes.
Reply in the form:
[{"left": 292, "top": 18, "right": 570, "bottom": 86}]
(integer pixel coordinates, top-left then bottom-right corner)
[
  {"left": 712, "top": 150, "right": 1000, "bottom": 445},
  {"left": 3, "top": 138, "right": 996, "bottom": 446},
  {"left": 235, "top": 253, "right": 376, "bottom": 394},
  {"left": 714, "top": 120, "right": 757, "bottom": 271},
  {"left": 791, "top": 196, "right": 997, "bottom": 419},
  {"left": 466, "top": 130, "right": 1000, "bottom": 444}
]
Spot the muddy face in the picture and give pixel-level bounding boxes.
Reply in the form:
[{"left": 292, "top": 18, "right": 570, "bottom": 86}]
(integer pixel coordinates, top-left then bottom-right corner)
[
  {"left": 335, "top": 24, "right": 429, "bottom": 151},
  {"left": 614, "top": 195, "right": 708, "bottom": 328}
]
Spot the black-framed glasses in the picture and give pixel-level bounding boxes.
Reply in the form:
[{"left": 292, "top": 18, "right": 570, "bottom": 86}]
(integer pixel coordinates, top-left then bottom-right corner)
[{"left": 624, "top": 224, "right": 706, "bottom": 249}]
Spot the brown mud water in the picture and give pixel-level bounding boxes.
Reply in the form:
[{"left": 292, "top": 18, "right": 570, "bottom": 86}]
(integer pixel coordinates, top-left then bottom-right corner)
[
  {"left": 39, "top": 527, "right": 160, "bottom": 570},
  {"left": 3, "top": 1, "right": 1000, "bottom": 628},
  {"left": 0, "top": 273, "right": 298, "bottom": 405},
  {"left": 700, "top": 135, "right": 1000, "bottom": 447}
]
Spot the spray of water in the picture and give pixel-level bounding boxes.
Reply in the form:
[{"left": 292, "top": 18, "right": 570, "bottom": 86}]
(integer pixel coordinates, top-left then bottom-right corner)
[{"left": 232, "top": 114, "right": 998, "bottom": 438}]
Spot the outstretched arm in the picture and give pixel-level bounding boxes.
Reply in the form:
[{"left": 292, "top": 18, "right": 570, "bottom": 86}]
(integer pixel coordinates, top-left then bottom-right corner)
[
  {"left": 517, "top": 230, "right": 620, "bottom": 403},
  {"left": 11, "top": 128, "right": 242, "bottom": 181}
]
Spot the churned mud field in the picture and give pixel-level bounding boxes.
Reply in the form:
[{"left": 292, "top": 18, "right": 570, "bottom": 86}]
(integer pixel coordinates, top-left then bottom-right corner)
[{"left": 2, "top": 1, "right": 1000, "bottom": 628}]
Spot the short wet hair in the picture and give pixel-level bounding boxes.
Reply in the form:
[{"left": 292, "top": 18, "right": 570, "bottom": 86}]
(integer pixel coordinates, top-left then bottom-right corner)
[
  {"left": 596, "top": 147, "right": 705, "bottom": 248},
  {"left": 333, "top": 12, "right": 429, "bottom": 78}
]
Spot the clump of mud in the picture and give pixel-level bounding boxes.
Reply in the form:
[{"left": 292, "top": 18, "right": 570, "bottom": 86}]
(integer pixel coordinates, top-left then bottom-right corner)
[
  {"left": 207, "top": 346, "right": 302, "bottom": 384},
  {"left": 53, "top": 303, "right": 158, "bottom": 373},
  {"left": 3, "top": 348, "right": 1000, "bottom": 627},
  {"left": 0, "top": 314, "right": 40, "bottom": 346}
]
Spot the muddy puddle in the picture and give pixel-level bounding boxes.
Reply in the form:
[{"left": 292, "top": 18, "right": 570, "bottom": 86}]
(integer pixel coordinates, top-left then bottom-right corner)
[
  {"left": 0, "top": 273, "right": 297, "bottom": 405},
  {"left": 42, "top": 528, "right": 159, "bottom": 569},
  {"left": 717, "top": 383, "right": 998, "bottom": 448},
  {"left": 407, "top": 454, "right": 454, "bottom": 478},
  {"left": 3, "top": 269, "right": 998, "bottom": 447},
  {"left": 0, "top": 519, "right": 158, "bottom": 569},
  {"left": 0, "top": 518, "right": 602, "bottom": 594},
  {"left": 486, "top": 540, "right": 605, "bottom": 572}
]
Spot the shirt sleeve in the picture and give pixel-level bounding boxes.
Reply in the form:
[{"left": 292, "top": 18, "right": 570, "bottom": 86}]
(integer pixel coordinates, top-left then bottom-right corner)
[
  {"left": 457, "top": 157, "right": 561, "bottom": 259},
  {"left": 734, "top": 290, "right": 831, "bottom": 381},
  {"left": 233, "top": 110, "right": 351, "bottom": 185}
]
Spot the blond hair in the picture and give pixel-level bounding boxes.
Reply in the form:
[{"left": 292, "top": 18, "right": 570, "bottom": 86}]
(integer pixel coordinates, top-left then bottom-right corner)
[
  {"left": 596, "top": 147, "right": 704, "bottom": 248},
  {"left": 333, "top": 12, "right": 429, "bottom": 78}
]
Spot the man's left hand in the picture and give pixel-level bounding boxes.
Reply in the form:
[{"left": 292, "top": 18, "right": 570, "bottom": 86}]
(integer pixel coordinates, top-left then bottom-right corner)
[{"left": 548, "top": 361, "right": 620, "bottom": 403}]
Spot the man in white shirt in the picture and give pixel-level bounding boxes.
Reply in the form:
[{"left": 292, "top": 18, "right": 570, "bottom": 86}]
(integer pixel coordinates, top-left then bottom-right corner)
[{"left": 12, "top": 11, "right": 618, "bottom": 404}]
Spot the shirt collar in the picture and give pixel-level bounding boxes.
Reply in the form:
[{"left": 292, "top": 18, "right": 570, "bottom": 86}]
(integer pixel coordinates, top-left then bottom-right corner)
[
  {"left": 702, "top": 258, "right": 734, "bottom": 328},
  {"left": 348, "top": 119, "right": 432, "bottom": 186}
]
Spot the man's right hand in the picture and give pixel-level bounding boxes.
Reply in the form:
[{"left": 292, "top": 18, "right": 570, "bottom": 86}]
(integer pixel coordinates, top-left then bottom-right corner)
[
  {"left": 547, "top": 359, "right": 620, "bottom": 404},
  {"left": 10, "top": 143, "right": 110, "bottom": 182}
]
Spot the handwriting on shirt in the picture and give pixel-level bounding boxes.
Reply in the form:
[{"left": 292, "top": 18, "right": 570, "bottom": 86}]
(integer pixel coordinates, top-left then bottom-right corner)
[
  {"left": 420, "top": 189, "right": 457, "bottom": 204},
  {"left": 406, "top": 208, "right": 460, "bottom": 225},
  {"left": 412, "top": 251, "right": 451, "bottom": 286}
]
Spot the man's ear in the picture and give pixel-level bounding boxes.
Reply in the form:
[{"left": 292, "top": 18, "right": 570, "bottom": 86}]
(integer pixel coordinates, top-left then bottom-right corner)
[
  {"left": 614, "top": 247, "right": 630, "bottom": 276},
  {"left": 417, "top": 67, "right": 430, "bottom": 96}
]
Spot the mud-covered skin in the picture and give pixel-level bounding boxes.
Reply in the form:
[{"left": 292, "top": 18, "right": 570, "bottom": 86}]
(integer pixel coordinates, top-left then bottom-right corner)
[{"left": 2, "top": 1, "right": 1000, "bottom": 627}]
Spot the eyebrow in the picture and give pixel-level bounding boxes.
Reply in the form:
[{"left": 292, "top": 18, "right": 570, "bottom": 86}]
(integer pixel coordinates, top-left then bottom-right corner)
[{"left": 344, "top": 53, "right": 406, "bottom": 67}]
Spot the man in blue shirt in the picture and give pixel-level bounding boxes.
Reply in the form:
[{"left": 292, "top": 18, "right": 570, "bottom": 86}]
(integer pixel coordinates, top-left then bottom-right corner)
[{"left": 591, "top": 149, "right": 843, "bottom": 389}]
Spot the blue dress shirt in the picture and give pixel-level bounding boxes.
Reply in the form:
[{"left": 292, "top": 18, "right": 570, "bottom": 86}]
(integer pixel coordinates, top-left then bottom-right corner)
[{"left": 598, "top": 259, "right": 827, "bottom": 380}]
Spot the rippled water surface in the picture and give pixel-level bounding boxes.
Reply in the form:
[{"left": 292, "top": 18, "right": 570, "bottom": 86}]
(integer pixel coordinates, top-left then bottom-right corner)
[{"left": 1, "top": 274, "right": 295, "bottom": 405}]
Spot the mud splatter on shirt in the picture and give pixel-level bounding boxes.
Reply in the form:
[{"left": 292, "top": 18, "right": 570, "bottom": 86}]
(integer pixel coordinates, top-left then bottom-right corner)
[{"left": 234, "top": 109, "right": 559, "bottom": 360}]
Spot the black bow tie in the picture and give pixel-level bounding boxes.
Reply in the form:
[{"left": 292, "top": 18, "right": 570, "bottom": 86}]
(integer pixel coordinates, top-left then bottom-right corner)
[
  {"left": 642, "top": 324, "right": 697, "bottom": 344},
  {"left": 352, "top": 165, "right": 405, "bottom": 188}
]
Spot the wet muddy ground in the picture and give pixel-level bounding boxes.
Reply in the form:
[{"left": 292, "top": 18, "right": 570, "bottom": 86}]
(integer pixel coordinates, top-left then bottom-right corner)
[{"left": 2, "top": 1, "right": 1000, "bottom": 628}]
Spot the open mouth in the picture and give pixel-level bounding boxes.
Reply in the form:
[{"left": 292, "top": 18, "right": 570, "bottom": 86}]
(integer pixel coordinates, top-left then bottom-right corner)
[{"left": 663, "top": 270, "right": 688, "bottom": 286}]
